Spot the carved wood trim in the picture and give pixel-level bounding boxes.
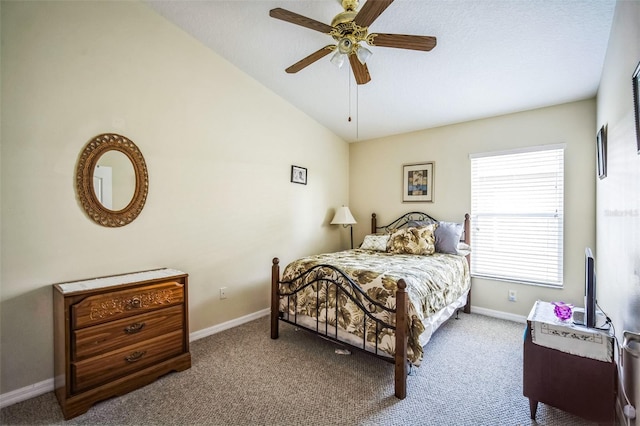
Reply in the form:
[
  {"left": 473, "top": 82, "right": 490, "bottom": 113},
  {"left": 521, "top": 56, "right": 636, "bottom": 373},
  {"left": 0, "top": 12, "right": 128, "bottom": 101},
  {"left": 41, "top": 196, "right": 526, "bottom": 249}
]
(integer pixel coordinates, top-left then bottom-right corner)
[{"left": 76, "top": 133, "right": 148, "bottom": 227}]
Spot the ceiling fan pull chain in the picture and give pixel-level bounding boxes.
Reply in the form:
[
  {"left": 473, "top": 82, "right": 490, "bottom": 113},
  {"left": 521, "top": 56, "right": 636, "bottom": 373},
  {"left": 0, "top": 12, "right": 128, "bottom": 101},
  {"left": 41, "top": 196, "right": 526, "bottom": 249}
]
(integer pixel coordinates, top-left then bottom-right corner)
[
  {"left": 348, "top": 70, "right": 352, "bottom": 122},
  {"left": 356, "top": 82, "right": 359, "bottom": 140}
]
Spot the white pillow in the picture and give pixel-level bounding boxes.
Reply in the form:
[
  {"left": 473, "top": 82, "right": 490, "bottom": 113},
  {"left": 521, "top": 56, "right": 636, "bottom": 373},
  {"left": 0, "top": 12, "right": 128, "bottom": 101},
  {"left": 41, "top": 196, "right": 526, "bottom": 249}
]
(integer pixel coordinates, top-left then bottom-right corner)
[
  {"left": 457, "top": 242, "right": 471, "bottom": 256},
  {"left": 360, "top": 234, "right": 390, "bottom": 251}
]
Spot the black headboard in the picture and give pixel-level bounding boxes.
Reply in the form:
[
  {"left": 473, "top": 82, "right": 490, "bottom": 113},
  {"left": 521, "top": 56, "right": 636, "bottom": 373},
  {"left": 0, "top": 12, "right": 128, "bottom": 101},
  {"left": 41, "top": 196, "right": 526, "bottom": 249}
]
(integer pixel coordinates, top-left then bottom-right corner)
[
  {"left": 370, "top": 211, "right": 471, "bottom": 246},
  {"left": 371, "top": 212, "right": 438, "bottom": 234}
]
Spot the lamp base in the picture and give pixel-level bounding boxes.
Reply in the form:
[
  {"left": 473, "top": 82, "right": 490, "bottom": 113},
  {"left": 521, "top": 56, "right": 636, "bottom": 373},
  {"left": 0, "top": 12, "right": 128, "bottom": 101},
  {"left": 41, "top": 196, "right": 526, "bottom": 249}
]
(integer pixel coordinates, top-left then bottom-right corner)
[{"left": 350, "top": 226, "right": 354, "bottom": 249}]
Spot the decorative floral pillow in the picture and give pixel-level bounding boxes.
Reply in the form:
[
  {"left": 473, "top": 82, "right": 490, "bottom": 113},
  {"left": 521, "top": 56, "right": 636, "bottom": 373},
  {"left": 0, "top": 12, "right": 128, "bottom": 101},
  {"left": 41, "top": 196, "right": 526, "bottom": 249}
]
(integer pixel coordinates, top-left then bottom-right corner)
[
  {"left": 360, "top": 234, "right": 390, "bottom": 251},
  {"left": 387, "top": 224, "right": 437, "bottom": 255}
]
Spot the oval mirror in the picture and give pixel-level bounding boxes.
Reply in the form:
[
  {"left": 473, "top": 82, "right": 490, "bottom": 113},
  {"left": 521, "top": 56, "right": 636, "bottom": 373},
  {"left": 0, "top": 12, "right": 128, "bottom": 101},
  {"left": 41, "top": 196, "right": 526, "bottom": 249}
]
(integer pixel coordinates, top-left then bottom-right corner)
[
  {"left": 93, "top": 150, "right": 136, "bottom": 211},
  {"left": 76, "top": 133, "right": 148, "bottom": 227}
]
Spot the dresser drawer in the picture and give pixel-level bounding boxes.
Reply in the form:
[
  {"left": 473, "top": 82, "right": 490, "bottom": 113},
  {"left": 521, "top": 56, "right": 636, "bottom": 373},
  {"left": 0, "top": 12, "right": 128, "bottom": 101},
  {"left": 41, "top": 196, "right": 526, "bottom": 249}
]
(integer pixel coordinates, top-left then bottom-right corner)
[
  {"left": 73, "top": 305, "right": 184, "bottom": 361},
  {"left": 72, "top": 281, "right": 184, "bottom": 328},
  {"left": 71, "top": 330, "right": 184, "bottom": 393}
]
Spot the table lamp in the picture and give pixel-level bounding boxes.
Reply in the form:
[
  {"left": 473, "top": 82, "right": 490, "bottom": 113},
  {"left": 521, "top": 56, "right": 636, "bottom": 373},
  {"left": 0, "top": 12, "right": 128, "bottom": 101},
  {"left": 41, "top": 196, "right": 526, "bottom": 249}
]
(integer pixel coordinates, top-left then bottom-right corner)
[{"left": 331, "top": 206, "right": 357, "bottom": 249}]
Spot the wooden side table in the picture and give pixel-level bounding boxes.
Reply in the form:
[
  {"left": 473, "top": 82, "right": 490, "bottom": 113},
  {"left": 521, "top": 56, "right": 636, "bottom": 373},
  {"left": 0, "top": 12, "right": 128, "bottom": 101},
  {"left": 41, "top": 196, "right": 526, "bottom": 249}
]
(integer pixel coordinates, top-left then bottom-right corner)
[{"left": 523, "top": 301, "right": 617, "bottom": 424}]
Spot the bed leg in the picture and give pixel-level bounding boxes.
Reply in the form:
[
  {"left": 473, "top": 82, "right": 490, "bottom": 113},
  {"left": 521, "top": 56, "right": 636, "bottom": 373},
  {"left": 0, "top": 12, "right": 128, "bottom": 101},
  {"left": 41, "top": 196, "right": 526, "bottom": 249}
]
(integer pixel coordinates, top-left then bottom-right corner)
[
  {"left": 395, "top": 279, "right": 408, "bottom": 399},
  {"left": 271, "top": 258, "right": 280, "bottom": 340},
  {"left": 464, "top": 285, "right": 471, "bottom": 314}
]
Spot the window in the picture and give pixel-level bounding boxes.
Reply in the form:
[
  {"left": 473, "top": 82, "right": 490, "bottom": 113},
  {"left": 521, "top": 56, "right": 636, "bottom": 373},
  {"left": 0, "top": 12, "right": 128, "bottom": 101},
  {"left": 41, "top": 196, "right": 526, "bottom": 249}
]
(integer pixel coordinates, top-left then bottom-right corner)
[{"left": 470, "top": 145, "right": 564, "bottom": 287}]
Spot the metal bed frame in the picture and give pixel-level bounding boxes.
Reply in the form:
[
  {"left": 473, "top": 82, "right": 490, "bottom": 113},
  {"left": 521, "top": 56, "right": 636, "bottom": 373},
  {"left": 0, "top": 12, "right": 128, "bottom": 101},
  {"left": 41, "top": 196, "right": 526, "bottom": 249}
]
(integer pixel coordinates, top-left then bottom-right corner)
[{"left": 270, "top": 211, "right": 471, "bottom": 399}]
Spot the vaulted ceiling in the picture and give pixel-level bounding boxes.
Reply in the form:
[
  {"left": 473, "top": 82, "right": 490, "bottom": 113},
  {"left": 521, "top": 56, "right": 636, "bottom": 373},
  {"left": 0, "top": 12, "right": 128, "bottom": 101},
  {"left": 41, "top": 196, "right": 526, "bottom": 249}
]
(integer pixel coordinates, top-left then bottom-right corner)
[{"left": 146, "top": 0, "right": 616, "bottom": 142}]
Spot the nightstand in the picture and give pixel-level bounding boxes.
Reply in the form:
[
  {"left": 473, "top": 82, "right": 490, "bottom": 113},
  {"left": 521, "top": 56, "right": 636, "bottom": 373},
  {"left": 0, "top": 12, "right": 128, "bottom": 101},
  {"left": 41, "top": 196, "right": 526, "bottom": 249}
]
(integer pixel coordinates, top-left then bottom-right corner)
[{"left": 523, "top": 301, "right": 617, "bottom": 424}]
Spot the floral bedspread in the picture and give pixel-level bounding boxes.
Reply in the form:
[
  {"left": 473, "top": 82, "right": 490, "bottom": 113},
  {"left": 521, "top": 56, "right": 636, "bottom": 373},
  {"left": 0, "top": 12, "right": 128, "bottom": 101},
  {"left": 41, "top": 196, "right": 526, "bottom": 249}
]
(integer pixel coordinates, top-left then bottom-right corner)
[{"left": 279, "top": 249, "right": 470, "bottom": 365}]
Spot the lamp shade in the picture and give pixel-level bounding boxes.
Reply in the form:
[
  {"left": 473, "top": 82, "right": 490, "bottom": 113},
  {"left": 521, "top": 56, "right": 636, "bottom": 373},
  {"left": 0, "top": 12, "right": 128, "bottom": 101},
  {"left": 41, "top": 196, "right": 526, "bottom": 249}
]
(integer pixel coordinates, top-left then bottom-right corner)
[
  {"left": 330, "top": 50, "right": 346, "bottom": 68},
  {"left": 356, "top": 45, "right": 372, "bottom": 64},
  {"left": 331, "top": 206, "right": 357, "bottom": 225}
]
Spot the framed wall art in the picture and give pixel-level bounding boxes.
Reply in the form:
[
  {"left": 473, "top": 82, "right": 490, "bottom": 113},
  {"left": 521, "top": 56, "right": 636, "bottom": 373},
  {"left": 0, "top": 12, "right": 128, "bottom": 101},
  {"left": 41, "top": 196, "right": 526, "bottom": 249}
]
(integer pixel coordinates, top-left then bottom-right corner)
[
  {"left": 291, "top": 165, "right": 307, "bottom": 185},
  {"left": 403, "top": 162, "right": 434, "bottom": 202},
  {"left": 597, "top": 125, "right": 607, "bottom": 179},
  {"left": 633, "top": 61, "right": 640, "bottom": 154}
]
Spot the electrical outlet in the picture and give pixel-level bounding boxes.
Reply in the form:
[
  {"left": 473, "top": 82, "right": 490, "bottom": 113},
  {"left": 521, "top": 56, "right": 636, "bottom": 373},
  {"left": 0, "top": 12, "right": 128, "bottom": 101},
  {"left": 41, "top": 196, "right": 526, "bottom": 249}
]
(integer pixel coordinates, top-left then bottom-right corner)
[
  {"left": 508, "top": 290, "right": 517, "bottom": 302},
  {"left": 219, "top": 287, "right": 228, "bottom": 300}
]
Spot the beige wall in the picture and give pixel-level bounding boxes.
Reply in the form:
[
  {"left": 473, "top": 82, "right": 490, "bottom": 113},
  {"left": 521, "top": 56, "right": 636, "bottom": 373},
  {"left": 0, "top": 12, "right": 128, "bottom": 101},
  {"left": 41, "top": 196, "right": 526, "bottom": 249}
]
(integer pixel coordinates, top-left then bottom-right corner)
[
  {"left": 0, "top": 1, "right": 349, "bottom": 394},
  {"left": 596, "top": 0, "right": 640, "bottom": 416},
  {"left": 350, "top": 99, "right": 596, "bottom": 318}
]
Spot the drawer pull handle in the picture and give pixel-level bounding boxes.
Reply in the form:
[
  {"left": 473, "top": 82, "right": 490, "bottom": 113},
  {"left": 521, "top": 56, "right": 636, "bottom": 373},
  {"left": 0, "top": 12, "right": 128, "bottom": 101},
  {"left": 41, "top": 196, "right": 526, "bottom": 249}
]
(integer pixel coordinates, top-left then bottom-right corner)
[
  {"left": 123, "top": 322, "right": 146, "bottom": 334},
  {"left": 124, "top": 351, "right": 146, "bottom": 363},
  {"left": 127, "top": 297, "right": 142, "bottom": 309}
]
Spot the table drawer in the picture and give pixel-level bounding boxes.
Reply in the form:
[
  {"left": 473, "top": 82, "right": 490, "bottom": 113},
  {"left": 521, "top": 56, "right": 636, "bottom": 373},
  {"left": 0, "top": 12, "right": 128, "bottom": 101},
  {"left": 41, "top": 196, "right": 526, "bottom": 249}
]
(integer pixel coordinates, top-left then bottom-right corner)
[
  {"left": 72, "top": 281, "right": 184, "bottom": 328},
  {"left": 73, "top": 305, "right": 183, "bottom": 361},
  {"left": 71, "top": 330, "right": 184, "bottom": 393}
]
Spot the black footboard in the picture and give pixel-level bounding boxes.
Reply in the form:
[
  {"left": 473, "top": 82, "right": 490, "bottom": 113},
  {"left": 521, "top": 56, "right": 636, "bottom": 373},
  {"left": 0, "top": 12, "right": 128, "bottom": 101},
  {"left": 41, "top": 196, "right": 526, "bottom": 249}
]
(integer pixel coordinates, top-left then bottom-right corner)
[{"left": 270, "top": 257, "right": 409, "bottom": 399}]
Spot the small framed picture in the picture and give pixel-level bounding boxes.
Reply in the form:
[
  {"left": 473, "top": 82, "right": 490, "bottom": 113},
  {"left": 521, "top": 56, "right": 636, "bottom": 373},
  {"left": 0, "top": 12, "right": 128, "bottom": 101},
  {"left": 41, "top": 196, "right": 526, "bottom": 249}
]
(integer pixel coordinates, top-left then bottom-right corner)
[
  {"left": 291, "top": 165, "right": 307, "bottom": 185},
  {"left": 403, "top": 162, "right": 434, "bottom": 202},
  {"left": 597, "top": 125, "right": 607, "bottom": 179},
  {"left": 633, "top": 61, "right": 640, "bottom": 154}
]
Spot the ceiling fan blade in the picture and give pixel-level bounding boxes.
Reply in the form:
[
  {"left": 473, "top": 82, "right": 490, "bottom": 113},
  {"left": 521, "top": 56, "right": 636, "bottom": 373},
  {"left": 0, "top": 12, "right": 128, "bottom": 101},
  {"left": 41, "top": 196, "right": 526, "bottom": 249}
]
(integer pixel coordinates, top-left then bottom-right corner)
[
  {"left": 269, "top": 8, "right": 334, "bottom": 34},
  {"left": 353, "top": 0, "right": 394, "bottom": 28},
  {"left": 368, "top": 33, "right": 437, "bottom": 51},
  {"left": 285, "top": 46, "right": 335, "bottom": 74},
  {"left": 349, "top": 55, "right": 371, "bottom": 85}
]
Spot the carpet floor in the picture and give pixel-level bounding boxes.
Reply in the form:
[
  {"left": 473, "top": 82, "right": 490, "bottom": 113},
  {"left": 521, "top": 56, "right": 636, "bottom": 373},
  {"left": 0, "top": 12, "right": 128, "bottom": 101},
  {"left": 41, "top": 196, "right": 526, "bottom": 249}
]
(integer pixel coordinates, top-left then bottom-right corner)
[{"left": 1, "top": 313, "right": 600, "bottom": 425}]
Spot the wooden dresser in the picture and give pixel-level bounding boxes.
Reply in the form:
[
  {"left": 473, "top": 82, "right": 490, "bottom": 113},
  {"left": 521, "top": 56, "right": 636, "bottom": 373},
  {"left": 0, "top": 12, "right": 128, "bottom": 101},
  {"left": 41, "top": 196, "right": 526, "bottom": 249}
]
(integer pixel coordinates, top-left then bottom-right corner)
[{"left": 53, "top": 268, "right": 191, "bottom": 419}]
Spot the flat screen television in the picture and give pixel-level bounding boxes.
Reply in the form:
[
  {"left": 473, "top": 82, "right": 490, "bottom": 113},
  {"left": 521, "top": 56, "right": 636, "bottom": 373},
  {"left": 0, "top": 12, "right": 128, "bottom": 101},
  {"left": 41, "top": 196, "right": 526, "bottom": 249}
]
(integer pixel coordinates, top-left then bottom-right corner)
[{"left": 584, "top": 247, "right": 597, "bottom": 328}]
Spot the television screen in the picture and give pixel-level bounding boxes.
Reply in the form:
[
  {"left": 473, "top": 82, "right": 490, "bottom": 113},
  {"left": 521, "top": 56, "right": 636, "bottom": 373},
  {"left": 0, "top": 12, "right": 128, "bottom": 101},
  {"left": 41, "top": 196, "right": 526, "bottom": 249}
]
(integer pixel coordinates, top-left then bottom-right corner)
[{"left": 584, "top": 248, "right": 596, "bottom": 328}]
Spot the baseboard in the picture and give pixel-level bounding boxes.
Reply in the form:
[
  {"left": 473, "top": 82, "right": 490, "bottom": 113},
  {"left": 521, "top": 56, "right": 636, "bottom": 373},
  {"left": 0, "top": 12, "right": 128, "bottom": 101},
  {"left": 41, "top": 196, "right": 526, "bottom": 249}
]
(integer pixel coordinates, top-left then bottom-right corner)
[
  {"left": 470, "top": 305, "right": 527, "bottom": 323},
  {"left": 0, "top": 378, "right": 55, "bottom": 409},
  {"left": 0, "top": 308, "right": 270, "bottom": 409},
  {"left": 189, "top": 308, "right": 270, "bottom": 341}
]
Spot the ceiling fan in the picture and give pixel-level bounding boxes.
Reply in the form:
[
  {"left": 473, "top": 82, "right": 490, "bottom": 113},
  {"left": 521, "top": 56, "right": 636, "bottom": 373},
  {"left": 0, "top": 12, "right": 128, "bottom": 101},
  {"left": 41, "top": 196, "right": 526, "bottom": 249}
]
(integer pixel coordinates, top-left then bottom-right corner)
[{"left": 269, "top": 0, "right": 437, "bottom": 85}]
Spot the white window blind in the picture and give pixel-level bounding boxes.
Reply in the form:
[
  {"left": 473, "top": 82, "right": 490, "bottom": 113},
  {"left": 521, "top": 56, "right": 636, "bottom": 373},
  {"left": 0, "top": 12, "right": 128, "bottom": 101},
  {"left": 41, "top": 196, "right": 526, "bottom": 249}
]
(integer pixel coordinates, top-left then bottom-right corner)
[{"left": 470, "top": 146, "right": 564, "bottom": 287}]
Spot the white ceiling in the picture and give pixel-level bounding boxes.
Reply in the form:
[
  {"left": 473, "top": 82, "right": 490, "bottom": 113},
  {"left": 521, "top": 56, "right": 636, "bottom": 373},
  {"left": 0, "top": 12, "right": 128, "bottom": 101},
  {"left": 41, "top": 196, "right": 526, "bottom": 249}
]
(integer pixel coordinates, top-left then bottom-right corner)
[{"left": 145, "top": 0, "right": 616, "bottom": 142}]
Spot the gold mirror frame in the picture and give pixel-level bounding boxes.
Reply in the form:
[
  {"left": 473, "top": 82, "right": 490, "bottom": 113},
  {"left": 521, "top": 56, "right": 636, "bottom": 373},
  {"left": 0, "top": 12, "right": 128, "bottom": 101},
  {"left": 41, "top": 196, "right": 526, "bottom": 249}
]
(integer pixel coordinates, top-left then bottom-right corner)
[{"left": 76, "top": 133, "right": 148, "bottom": 227}]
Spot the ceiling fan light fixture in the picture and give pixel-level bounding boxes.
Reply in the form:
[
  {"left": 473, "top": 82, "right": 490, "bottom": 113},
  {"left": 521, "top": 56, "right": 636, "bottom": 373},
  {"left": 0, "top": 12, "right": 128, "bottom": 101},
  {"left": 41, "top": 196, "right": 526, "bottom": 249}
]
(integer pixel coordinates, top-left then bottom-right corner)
[
  {"left": 330, "top": 50, "right": 346, "bottom": 68},
  {"left": 355, "top": 44, "right": 372, "bottom": 64},
  {"left": 337, "top": 37, "right": 353, "bottom": 54}
]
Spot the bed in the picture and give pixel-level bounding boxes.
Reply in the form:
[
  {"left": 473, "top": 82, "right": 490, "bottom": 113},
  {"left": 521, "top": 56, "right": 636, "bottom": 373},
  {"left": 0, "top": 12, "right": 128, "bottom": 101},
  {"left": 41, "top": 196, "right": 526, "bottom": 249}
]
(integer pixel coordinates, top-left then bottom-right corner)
[{"left": 270, "top": 211, "right": 471, "bottom": 399}]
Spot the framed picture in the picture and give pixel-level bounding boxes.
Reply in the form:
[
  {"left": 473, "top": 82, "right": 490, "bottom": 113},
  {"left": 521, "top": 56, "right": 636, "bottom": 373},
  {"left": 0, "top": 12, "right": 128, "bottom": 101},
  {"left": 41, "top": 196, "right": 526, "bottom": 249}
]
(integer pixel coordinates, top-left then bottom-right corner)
[
  {"left": 291, "top": 165, "right": 307, "bottom": 185},
  {"left": 597, "top": 125, "right": 607, "bottom": 179},
  {"left": 403, "top": 162, "right": 434, "bottom": 202},
  {"left": 633, "top": 61, "right": 640, "bottom": 154}
]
